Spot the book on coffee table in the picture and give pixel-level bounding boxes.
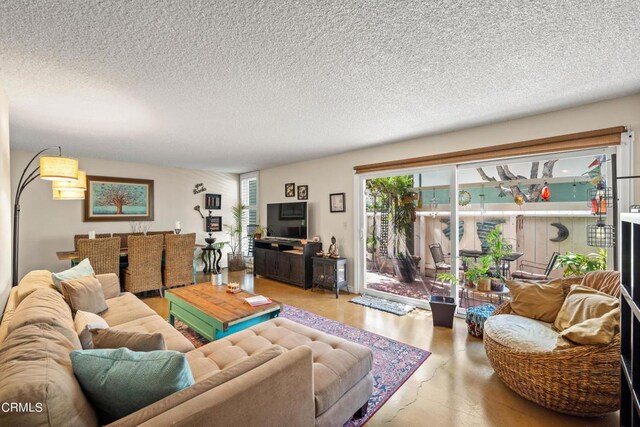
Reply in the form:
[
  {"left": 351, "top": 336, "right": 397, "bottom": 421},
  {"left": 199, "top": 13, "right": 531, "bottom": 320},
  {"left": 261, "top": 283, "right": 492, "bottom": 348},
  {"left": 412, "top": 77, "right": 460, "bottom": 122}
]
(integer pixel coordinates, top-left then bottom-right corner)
[{"left": 244, "top": 295, "right": 272, "bottom": 307}]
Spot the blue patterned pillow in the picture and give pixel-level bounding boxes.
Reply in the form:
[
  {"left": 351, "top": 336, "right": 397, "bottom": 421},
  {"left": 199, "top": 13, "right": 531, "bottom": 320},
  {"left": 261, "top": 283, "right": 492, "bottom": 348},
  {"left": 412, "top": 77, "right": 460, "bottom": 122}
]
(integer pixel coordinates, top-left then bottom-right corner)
[
  {"left": 70, "top": 348, "right": 194, "bottom": 423},
  {"left": 51, "top": 258, "right": 95, "bottom": 291}
]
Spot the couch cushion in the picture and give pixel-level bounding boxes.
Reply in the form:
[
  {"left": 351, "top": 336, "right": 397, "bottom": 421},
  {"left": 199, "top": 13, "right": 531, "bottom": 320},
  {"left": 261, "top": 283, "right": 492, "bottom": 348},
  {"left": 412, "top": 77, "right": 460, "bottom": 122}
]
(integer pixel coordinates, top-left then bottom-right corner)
[
  {"left": 101, "top": 292, "right": 157, "bottom": 326},
  {"left": 92, "top": 328, "right": 166, "bottom": 352},
  {"left": 559, "top": 307, "right": 620, "bottom": 346},
  {"left": 581, "top": 270, "right": 621, "bottom": 298},
  {"left": 96, "top": 273, "right": 122, "bottom": 300},
  {"left": 0, "top": 288, "right": 19, "bottom": 345},
  {"left": 112, "top": 315, "right": 194, "bottom": 353},
  {"left": 484, "top": 314, "right": 559, "bottom": 352},
  {"left": 0, "top": 323, "right": 98, "bottom": 427},
  {"left": 506, "top": 279, "right": 566, "bottom": 322},
  {"left": 16, "top": 269, "right": 57, "bottom": 305},
  {"left": 61, "top": 274, "right": 108, "bottom": 314},
  {"left": 8, "top": 288, "right": 75, "bottom": 337},
  {"left": 554, "top": 284, "right": 619, "bottom": 331},
  {"left": 52, "top": 258, "right": 95, "bottom": 291},
  {"left": 70, "top": 348, "right": 195, "bottom": 424},
  {"left": 75, "top": 310, "right": 110, "bottom": 349},
  {"left": 187, "top": 317, "right": 373, "bottom": 416},
  {"left": 111, "top": 345, "right": 286, "bottom": 426}
]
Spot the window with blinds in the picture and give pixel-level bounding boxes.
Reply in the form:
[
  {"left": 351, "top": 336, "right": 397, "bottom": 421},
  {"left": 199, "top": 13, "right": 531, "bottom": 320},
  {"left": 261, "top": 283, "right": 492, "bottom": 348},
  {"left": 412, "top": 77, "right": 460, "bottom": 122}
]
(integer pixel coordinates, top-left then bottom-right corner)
[{"left": 240, "top": 171, "right": 259, "bottom": 255}]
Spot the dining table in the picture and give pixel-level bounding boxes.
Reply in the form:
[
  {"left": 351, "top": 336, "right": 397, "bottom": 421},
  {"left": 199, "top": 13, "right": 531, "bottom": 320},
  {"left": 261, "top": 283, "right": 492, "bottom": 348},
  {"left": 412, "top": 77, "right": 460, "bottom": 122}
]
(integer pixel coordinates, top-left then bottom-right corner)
[{"left": 56, "top": 244, "right": 206, "bottom": 264}]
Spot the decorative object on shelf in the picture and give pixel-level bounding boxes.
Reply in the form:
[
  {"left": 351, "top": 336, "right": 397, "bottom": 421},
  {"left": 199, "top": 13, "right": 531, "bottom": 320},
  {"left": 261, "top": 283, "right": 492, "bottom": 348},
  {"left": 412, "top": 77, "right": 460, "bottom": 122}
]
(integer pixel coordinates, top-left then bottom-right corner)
[
  {"left": 540, "top": 182, "right": 551, "bottom": 201},
  {"left": 174, "top": 221, "right": 181, "bottom": 235},
  {"left": 193, "top": 205, "right": 204, "bottom": 218},
  {"left": 251, "top": 225, "right": 267, "bottom": 240},
  {"left": 328, "top": 236, "right": 338, "bottom": 258},
  {"left": 13, "top": 146, "right": 83, "bottom": 285},
  {"left": 226, "top": 282, "right": 241, "bottom": 293},
  {"left": 297, "top": 185, "right": 308, "bottom": 200},
  {"left": 458, "top": 190, "right": 471, "bottom": 207},
  {"left": 549, "top": 222, "right": 569, "bottom": 242},
  {"left": 631, "top": 205, "right": 640, "bottom": 213},
  {"left": 329, "top": 192, "right": 346, "bottom": 213},
  {"left": 84, "top": 176, "right": 154, "bottom": 222},
  {"left": 285, "top": 182, "right": 295, "bottom": 197},
  {"left": 206, "top": 216, "right": 222, "bottom": 232},
  {"left": 193, "top": 183, "right": 207, "bottom": 195},
  {"left": 205, "top": 193, "right": 221, "bottom": 210}
]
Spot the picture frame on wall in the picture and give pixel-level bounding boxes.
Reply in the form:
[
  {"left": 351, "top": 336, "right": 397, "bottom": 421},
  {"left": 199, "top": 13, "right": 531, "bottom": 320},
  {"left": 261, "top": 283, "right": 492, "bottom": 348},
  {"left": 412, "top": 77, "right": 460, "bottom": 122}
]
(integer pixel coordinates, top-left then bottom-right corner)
[
  {"left": 84, "top": 176, "right": 154, "bottom": 222},
  {"left": 205, "top": 193, "right": 221, "bottom": 210},
  {"left": 297, "top": 185, "right": 308, "bottom": 200},
  {"left": 330, "top": 193, "right": 346, "bottom": 213},
  {"left": 285, "top": 183, "right": 295, "bottom": 197},
  {"left": 206, "top": 216, "right": 222, "bottom": 232}
]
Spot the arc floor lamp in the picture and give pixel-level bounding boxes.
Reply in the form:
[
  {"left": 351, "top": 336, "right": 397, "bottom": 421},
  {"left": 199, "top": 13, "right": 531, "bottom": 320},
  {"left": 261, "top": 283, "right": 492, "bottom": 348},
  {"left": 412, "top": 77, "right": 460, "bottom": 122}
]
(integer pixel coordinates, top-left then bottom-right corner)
[{"left": 12, "top": 146, "right": 86, "bottom": 286}]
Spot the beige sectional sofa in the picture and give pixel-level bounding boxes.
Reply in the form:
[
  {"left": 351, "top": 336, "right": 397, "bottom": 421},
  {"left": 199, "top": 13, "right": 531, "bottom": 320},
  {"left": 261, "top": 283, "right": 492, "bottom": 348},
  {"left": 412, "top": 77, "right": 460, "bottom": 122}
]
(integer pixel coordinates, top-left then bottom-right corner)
[{"left": 0, "top": 270, "right": 373, "bottom": 427}]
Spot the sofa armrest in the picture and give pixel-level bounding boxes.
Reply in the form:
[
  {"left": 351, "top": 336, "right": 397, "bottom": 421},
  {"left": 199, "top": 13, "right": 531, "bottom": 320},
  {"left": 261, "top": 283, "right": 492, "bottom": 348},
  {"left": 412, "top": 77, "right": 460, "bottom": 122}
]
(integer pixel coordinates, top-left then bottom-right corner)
[
  {"left": 96, "top": 274, "right": 121, "bottom": 299},
  {"left": 133, "top": 346, "right": 314, "bottom": 427}
]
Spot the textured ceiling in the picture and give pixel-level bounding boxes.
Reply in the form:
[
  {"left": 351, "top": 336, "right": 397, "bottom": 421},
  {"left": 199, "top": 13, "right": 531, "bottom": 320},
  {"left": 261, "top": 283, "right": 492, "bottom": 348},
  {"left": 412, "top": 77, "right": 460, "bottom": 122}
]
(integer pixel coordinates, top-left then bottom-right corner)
[{"left": 1, "top": 1, "right": 639, "bottom": 173}]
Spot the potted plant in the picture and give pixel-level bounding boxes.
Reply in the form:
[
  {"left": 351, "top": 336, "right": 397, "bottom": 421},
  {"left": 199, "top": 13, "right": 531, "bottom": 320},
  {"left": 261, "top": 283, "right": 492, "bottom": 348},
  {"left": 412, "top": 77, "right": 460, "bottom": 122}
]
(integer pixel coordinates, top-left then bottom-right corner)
[
  {"left": 251, "top": 225, "right": 267, "bottom": 240},
  {"left": 464, "top": 256, "right": 492, "bottom": 290},
  {"left": 225, "top": 203, "right": 248, "bottom": 271},
  {"left": 432, "top": 272, "right": 459, "bottom": 328},
  {"left": 485, "top": 226, "right": 512, "bottom": 291},
  {"left": 556, "top": 249, "right": 607, "bottom": 277}
]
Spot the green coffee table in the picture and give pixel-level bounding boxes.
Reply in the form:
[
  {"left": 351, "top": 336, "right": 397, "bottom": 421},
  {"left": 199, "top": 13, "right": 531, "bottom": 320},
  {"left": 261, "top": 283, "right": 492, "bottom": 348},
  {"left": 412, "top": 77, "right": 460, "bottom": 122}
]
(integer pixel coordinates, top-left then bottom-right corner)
[{"left": 166, "top": 283, "right": 281, "bottom": 341}]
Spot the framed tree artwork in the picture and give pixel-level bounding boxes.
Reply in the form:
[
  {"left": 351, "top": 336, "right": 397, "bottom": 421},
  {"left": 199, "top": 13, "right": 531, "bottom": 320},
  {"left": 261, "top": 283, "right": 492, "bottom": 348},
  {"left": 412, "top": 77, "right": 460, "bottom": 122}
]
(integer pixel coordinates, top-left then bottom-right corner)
[
  {"left": 285, "top": 183, "right": 295, "bottom": 197},
  {"left": 330, "top": 193, "right": 345, "bottom": 212},
  {"left": 297, "top": 185, "right": 308, "bottom": 200},
  {"left": 84, "top": 176, "right": 154, "bottom": 222}
]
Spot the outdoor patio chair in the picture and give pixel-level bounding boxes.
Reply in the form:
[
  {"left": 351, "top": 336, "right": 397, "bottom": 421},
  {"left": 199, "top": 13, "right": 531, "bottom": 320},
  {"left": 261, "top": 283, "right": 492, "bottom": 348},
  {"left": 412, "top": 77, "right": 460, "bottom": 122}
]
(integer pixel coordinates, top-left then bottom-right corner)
[
  {"left": 510, "top": 251, "right": 560, "bottom": 281},
  {"left": 429, "top": 243, "right": 451, "bottom": 276}
]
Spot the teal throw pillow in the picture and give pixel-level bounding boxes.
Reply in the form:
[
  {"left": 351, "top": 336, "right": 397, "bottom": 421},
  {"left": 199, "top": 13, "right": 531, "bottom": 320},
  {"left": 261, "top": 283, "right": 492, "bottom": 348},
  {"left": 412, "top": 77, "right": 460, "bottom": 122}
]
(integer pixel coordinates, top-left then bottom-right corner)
[
  {"left": 52, "top": 258, "right": 95, "bottom": 291},
  {"left": 70, "top": 348, "right": 195, "bottom": 423}
]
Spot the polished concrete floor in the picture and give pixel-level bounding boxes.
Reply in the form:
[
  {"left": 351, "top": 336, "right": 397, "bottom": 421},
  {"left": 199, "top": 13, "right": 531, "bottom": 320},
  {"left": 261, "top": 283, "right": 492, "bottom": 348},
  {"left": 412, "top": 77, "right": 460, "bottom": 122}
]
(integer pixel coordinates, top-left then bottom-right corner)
[{"left": 144, "top": 271, "right": 618, "bottom": 427}]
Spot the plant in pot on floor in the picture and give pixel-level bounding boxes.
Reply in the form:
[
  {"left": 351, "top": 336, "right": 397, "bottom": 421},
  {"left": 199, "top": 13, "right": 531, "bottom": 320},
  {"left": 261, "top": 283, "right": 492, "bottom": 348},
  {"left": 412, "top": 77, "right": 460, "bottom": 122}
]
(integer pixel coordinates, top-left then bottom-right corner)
[
  {"left": 464, "top": 256, "right": 492, "bottom": 291},
  {"left": 225, "top": 203, "right": 248, "bottom": 271},
  {"left": 431, "top": 272, "right": 460, "bottom": 328},
  {"left": 485, "top": 227, "right": 512, "bottom": 291}
]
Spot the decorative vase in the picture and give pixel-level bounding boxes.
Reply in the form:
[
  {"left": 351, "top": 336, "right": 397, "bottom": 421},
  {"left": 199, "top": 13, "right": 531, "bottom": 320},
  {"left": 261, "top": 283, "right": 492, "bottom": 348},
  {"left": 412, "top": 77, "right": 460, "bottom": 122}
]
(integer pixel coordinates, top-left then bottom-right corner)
[{"left": 227, "top": 253, "right": 246, "bottom": 271}]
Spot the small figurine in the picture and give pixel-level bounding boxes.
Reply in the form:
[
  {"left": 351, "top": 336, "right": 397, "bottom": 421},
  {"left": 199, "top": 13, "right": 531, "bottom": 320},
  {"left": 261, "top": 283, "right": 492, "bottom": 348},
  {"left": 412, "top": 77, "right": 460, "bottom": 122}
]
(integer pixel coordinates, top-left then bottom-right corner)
[
  {"left": 328, "top": 236, "right": 338, "bottom": 258},
  {"left": 226, "top": 282, "right": 241, "bottom": 294}
]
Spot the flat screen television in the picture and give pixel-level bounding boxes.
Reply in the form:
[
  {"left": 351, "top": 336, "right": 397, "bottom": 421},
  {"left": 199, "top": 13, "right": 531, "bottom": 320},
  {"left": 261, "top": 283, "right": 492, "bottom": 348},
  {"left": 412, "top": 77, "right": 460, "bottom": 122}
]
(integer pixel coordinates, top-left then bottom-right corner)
[{"left": 266, "top": 202, "right": 308, "bottom": 240}]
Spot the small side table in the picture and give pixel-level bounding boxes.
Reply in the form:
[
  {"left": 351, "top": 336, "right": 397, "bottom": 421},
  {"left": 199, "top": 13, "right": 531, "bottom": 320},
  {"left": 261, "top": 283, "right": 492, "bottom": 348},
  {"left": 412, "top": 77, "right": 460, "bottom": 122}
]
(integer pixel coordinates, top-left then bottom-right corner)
[
  {"left": 201, "top": 243, "right": 223, "bottom": 274},
  {"left": 312, "top": 256, "right": 348, "bottom": 298}
]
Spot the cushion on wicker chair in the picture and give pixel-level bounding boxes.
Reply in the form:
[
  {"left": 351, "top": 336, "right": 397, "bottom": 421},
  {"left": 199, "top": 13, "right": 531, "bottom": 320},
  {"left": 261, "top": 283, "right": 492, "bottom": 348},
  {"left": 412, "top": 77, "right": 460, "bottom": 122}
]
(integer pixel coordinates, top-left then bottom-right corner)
[
  {"left": 506, "top": 280, "right": 565, "bottom": 322},
  {"left": 554, "top": 284, "right": 619, "bottom": 331},
  {"left": 484, "top": 314, "right": 558, "bottom": 352}
]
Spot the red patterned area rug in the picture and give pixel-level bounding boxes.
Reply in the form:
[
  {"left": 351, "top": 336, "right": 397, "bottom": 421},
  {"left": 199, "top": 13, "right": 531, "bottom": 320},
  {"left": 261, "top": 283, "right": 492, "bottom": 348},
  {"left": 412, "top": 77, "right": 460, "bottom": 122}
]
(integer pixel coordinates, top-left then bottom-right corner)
[{"left": 174, "top": 304, "right": 430, "bottom": 426}]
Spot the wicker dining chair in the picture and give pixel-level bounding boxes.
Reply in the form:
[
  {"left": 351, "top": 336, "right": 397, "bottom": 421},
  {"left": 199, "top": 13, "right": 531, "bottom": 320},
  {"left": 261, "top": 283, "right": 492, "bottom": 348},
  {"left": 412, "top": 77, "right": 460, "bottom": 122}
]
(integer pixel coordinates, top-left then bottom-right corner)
[
  {"left": 113, "top": 232, "right": 144, "bottom": 249},
  {"left": 163, "top": 233, "right": 196, "bottom": 288},
  {"left": 74, "top": 233, "right": 111, "bottom": 250},
  {"left": 125, "top": 234, "right": 164, "bottom": 295},
  {"left": 77, "top": 237, "right": 121, "bottom": 277}
]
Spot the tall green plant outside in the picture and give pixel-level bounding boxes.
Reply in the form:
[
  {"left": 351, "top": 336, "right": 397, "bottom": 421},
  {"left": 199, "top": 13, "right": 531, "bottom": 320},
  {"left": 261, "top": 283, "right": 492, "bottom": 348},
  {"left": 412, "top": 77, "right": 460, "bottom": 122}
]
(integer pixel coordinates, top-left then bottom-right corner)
[
  {"left": 485, "top": 226, "right": 512, "bottom": 281},
  {"left": 556, "top": 249, "right": 607, "bottom": 277},
  {"left": 225, "top": 203, "right": 248, "bottom": 256}
]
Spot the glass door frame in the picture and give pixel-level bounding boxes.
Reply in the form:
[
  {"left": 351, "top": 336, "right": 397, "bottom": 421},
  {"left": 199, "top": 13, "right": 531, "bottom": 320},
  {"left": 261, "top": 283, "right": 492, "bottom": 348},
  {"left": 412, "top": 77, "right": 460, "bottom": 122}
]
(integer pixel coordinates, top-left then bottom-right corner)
[{"left": 354, "top": 134, "right": 632, "bottom": 311}]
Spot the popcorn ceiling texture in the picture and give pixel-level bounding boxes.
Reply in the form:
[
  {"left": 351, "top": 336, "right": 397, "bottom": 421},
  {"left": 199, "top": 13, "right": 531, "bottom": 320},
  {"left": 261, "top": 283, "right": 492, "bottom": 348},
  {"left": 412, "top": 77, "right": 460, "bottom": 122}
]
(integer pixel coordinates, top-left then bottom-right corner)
[{"left": 0, "top": 1, "right": 639, "bottom": 172}]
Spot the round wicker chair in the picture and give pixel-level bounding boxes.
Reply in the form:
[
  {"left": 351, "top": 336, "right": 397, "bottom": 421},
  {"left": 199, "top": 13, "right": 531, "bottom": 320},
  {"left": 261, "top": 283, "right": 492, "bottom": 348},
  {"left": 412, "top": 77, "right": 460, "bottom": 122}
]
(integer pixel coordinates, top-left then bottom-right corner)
[{"left": 483, "top": 273, "right": 620, "bottom": 417}]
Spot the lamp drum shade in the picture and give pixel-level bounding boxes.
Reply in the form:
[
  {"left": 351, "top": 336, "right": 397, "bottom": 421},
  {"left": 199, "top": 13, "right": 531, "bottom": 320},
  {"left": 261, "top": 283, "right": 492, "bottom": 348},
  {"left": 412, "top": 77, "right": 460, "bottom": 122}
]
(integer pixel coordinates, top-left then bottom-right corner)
[
  {"left": 53, "top": 188, "right": 85, "bottom": 200},
  {"left": 39, "top": 156, "right": 79, "bottom": 181},
  {"left": 53, "top": 170, "right": 87, "bottom": 191}
]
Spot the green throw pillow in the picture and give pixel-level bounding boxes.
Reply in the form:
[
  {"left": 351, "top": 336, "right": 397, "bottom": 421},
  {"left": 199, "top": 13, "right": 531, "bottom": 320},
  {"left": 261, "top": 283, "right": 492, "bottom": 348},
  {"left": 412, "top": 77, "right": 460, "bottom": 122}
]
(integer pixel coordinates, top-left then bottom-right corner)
[
  {"left": 70, "top": 348, "right": 195, "bottom": 424},
  {"left": 51, "top": 258, "right": 95, "bottom": 291}
]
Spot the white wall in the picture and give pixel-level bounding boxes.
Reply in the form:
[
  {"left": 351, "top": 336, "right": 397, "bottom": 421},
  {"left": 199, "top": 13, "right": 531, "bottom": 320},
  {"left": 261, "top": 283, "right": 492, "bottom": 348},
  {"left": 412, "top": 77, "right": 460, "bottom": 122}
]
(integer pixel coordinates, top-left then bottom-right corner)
[
  {"left": 259, "top": 94, "right": 640, "bottom": 290},
  {"left": 0, "top": 86, "right": 11, "bottom": 313},
  {"left": 10, "top": 151, "right": 238, "bottom": 279}
]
